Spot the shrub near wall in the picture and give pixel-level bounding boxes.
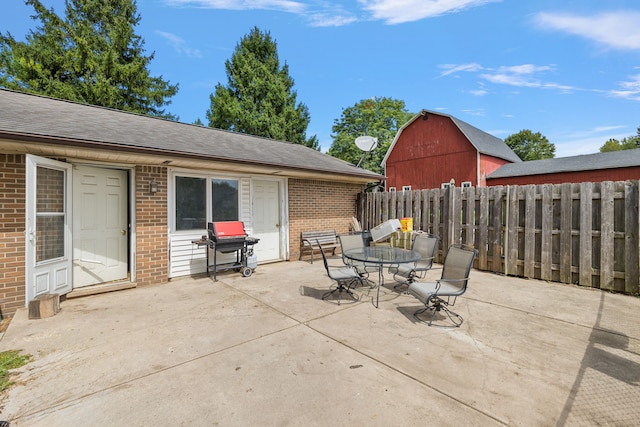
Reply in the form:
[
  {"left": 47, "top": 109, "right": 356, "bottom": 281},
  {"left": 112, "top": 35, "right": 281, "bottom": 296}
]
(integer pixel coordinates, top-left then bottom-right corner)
[
  {"left": 0, "top": 154, "right": 26, "bottom": 318},
  {"left": 288, "top": 179, "right": 364, "bottom": 260}
]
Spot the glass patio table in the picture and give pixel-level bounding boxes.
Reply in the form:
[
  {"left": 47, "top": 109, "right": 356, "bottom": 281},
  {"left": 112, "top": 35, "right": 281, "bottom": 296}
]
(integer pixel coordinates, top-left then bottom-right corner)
[{"left": 343, "top": 246, "right": 421, "bottom": 308}]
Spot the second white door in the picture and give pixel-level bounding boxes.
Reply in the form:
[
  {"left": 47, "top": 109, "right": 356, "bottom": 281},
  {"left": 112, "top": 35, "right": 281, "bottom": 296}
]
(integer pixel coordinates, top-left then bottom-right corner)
[
  {"left": 252, "top": 180, "right": 281, "bottom": 262},
  {"left": 73, "top": 165, "right": 128, "bottom": 287}
]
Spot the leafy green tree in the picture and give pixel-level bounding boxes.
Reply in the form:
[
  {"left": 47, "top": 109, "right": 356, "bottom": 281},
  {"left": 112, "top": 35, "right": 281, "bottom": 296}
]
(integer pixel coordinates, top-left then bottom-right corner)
[
  {"left": 207, "top": 27, "right": 318, "bottom": 149},
  {"left": 0, "top": 0, "right": 178, "bottom": 119},
  {"left": 504, "top": 129, "right": 555, "bottom": 161},
  {"left": 600, "top": 127, "right": 640, "bottom": 152},
  {"left": 328, "top": 97, "right": 413, "bottom": 173},
  {"left": 600, "top": 138, "right": 625, "bottom": 152}
]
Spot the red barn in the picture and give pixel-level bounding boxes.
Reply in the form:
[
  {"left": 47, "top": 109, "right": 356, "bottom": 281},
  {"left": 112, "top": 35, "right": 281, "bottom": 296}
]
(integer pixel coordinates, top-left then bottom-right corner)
[{"left": 383, "top": 110, "right": 521, "bottom": 190}]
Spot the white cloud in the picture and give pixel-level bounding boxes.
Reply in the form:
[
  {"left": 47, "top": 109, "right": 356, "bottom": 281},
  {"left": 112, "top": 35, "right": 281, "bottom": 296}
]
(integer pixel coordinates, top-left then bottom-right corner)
[
  {"left": 469, "top": 88, "right": 488, "bottom": 96},
  {"left": 461, "top": 108, "right": 485, "bottom": 116},
  {"left": 480, "top": 64, "right": 553, "bottom": 88},
  {"left": 438, "top": 63, "right": 484, "bottom": 77},
  {"left": 534, "top": 11, "right": 640, "bottom": 50},
  {"left": 156, "top": 31, "right": 203, "bottom": 58},
  {"left": 358, "top": 0, "right": 501, "bottom": 24},
  {"left": 609, "top": 74, "right": 640, "bottom": 101},
  {"left": 440, "top": 62, "right": 584, "bottom": 96},
  {"left": 164, "top": 0, "right": 306, "bottom": 13},
  {"left": 165, "top": 0, "right": 361, "bottom": 26},
  {"left": 593, "top": 125, "right": 627, "bottom": 133},
  {"left": 165, "top": 0, "right": 504, "bottom": 26},
  {"left": 308, "top": 14, "right": 358, "bottom": 27}
]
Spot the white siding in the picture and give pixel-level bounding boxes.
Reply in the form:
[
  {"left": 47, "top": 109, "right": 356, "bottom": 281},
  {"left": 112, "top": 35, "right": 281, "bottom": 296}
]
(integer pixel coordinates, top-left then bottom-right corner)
[
  {"left": 170, "top": 232, "right": 207, "bottom": 277},
  {"left": 169, "top": 232, "right": 248, "bottom": 278},
  {"left": 240, "top": 177, "right": 252, "bottom": 233}
]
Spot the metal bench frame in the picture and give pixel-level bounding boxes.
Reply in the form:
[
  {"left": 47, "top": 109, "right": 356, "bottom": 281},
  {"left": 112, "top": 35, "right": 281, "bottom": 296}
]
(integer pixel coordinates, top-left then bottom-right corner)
[{"left": 300, "top": 230, "right": 339, "bottom": 263}]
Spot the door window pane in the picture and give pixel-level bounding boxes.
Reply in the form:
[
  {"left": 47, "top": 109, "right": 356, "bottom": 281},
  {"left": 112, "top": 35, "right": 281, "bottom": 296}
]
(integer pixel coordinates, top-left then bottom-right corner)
[
  {"left": 212, "top": 179, "right": 238, "bottom": 221},
  {"left": 176, "top": 176, "right": 206, "bottom": 230},
  {"left": 36, "top": 166, "right": 65, "bottom": 262},
  {"left": 36, "top": 216, "right": 65, "bottom": 261}
]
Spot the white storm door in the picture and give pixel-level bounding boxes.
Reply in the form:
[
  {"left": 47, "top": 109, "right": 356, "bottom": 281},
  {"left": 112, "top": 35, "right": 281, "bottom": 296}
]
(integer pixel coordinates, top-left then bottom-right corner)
[
  {"left": 25, "top": 155, "right": 73, "bottom": 303},
  {"left": 252, "top": 180, "right": 281, "bottom": 262},
  {"left": 73, "top": 166, "right": 128, "bottom": 287}
]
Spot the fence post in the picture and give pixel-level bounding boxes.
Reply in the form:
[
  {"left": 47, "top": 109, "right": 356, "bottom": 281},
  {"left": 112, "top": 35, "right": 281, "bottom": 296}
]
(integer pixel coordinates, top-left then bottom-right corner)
[
  {"left": 600, "top": 181, "right": 615, "bottom": 290},
  {"left": 579, "top": 182, "right": 593, "bottom": 287},
  {"left": 540, "top": 184, "right": 553, "bottom": 281},
  {"left": 625, "top": 180, "right": 639, "bottom": 294},
  {"left": 560, "top": 183, "right": 573, "bottom": 284},
  {"left": 523, "top": 185, "right": 536, "bottom": 278}
]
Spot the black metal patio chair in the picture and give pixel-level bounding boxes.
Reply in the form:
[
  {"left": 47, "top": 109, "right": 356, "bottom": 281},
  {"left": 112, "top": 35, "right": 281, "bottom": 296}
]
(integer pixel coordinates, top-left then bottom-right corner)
[
  {"left": 389, "top": 233, "right": 439, "bottom": 290},
  {"left": 407, "top": 244, "right": 477, "bottom": 326},
  {"left": 317, "top": 239, "right": 364, "bottom": 304}
]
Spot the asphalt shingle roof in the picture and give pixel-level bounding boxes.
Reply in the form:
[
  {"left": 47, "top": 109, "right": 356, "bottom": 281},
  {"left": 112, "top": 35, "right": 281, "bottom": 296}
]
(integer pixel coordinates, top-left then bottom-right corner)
[
  {"left": 488, "top": 148, "right": 640, "bottom": 178},
  {"left": 448, "top": 114, "right": 522, "bottom": 163},
  {"left": 0, "top": 89, "right": 382, "bottom": 181}
]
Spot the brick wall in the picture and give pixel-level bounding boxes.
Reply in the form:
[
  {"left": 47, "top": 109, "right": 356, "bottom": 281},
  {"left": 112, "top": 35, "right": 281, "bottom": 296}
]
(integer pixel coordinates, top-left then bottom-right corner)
[
  {"left": 135, "top": 166, "right": 169, "bottom": 286},
  {"left": 0, "top": 154, "right": 26, "bottom": 318},
  {"left": 288, "top": 178, "right": 363, "bottom": 260}
]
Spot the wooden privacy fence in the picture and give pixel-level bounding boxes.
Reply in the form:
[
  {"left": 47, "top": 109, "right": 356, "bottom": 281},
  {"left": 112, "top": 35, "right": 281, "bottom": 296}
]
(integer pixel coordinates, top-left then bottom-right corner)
[{"left": 357, "top": 181, "right": 640, "bottom": 295}]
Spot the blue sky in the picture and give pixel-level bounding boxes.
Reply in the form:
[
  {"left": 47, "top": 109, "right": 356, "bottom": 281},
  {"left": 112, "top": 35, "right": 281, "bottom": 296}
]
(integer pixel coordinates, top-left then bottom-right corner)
[{"left": 2, "top": 0, "right": 640, "bottom": 157}]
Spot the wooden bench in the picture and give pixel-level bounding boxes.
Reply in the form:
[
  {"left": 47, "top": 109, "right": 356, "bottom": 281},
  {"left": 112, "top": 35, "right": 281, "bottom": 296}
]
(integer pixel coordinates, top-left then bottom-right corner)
[{"left": 300, "top": 230, "right": 340, "bottom": 263}]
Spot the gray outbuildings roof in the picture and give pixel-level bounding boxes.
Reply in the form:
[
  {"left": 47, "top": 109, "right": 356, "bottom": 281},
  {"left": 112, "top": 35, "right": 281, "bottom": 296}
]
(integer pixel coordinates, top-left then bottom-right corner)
[
  {"left": 0, "top": 89, "right": 382, "bottom": 183},
  {"left": 488, "top": 148, "right": 640, "bottom": 178}
]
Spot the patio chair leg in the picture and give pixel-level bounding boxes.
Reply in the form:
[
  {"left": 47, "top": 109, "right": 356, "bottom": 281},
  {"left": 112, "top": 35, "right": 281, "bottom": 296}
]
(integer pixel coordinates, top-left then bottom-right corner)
[
  {"left": 322, "top": 280, "right": 358, "bottom": 305},
  {"left": 414, "top": 298, "right": 463, "bottom": 327},
  {"left": 440, "top": 305, "right": 463, "bottom": 327}
]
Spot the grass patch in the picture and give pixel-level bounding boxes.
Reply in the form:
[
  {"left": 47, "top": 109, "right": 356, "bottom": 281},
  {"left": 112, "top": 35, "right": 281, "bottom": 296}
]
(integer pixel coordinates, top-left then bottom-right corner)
[{"left": 0, "top": 350, "right": 31, "bottom": 393}]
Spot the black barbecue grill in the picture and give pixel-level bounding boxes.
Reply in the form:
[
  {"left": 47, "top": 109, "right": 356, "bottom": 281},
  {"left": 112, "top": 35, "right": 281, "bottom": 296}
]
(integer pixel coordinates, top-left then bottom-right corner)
[{"left": 206, "top": 221, "right": 259, "bottom": 280}]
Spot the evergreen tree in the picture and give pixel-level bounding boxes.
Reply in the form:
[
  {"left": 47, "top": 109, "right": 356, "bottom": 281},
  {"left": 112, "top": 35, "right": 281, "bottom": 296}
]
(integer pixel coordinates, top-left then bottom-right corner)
[
  {"left": 0, "top": 0, "right": 178, "bottom": 119},
  {"left": 207, "top": 27, "right": 318, "bottom": 149},
  {"left": 328, "top": 97, "right": 413, "bottom": 173}
]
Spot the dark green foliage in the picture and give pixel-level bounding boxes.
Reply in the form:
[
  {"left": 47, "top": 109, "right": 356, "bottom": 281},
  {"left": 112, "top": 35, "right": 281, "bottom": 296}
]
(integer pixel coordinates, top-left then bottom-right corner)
[
  {"left": 504, "top": 129, "right": 555, "bottom": 161},
  {"left": 206, "top": 27, "right": 318, "bottom": 149},
  {"left": 328, "top": 97, "right": 413, "bottom": 174},
  {"left": 0, "top": 0, "right": 178, "bottom": 119}
]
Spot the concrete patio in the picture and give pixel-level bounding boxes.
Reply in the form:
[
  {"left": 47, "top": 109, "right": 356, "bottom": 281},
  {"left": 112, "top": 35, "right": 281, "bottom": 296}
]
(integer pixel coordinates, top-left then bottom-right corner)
[{"left": 1, "top": 259, "right": 639, "bottom": 426}]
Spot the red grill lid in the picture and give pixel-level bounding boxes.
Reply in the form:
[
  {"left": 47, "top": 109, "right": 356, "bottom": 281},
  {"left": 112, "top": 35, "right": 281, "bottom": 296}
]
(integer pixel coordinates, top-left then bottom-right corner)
[{"left": 211, "top": 221, "right": 246, "bottom": 237}]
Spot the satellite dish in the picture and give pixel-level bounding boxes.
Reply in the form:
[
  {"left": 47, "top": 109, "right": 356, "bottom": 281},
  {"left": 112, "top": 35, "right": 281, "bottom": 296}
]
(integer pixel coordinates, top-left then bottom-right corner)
[
  {"left": 354, "top": 136, "right": 378, "bottom": 168},
  {"left": 355, "top": 136, "right": 378, "bottom": 152}
]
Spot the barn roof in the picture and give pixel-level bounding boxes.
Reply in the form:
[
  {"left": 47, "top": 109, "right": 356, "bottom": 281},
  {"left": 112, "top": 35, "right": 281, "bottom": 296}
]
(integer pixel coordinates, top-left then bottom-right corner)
[
  {"left": 0, "top": 89, "right": 383, "bottom": 183},
  {"left": 382, "top": 109, "right": 522, "bottom": 166},
  {"left": 488, "top": 148, "right": 640, "bottom": 179}
]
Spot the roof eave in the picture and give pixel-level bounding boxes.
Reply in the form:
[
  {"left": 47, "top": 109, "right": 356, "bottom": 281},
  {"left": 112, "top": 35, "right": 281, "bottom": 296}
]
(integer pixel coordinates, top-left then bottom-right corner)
[{"left": 0, "top": 131, "right": 384, "bottom": 183}]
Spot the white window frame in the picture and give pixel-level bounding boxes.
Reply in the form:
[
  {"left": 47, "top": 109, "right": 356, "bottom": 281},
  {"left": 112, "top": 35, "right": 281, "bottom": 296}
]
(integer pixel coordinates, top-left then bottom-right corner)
[
  {"left": 461, "top": 181, "right": 472, "bottom": 188},
  {"left": 402, "top": 185, "right": 412, "bottom": 192},
  {"left": 169, "top": 169, "right": 242, "bottom": 235},
  {"left": 388, "top": 187, "right": 396, "bottom": 192}
]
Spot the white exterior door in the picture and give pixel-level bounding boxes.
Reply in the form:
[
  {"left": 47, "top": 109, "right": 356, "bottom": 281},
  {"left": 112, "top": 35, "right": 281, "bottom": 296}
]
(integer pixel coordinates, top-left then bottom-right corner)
[
  {"left": 252, "top": 180, "right": 281, "bottom": 262},
  {"left": 72, "top": 165, "right": 128, "bottom": 287},
  {"left": 25, "top": 155, "right": 73, "bottom": 303}
]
